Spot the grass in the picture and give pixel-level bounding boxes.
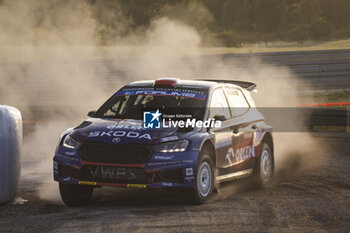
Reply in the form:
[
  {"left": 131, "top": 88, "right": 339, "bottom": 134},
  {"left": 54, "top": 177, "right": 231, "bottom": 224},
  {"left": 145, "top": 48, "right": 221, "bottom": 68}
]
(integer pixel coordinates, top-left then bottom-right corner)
[
  {"left": 0, "top": 38, "right": 349, "bottom": 62},
  {"left": 312, "top": 90, "right": 350, "bottom": 103},
  {"left": 199, "top": 38, "right": 350, "bottom": 54},
  {"left": 300, "top": 90, "right": 350, "bottom": 105}
]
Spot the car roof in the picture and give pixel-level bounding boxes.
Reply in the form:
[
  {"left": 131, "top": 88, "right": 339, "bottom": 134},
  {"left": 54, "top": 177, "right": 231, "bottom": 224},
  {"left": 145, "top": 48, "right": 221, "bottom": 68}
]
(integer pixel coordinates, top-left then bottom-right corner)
[{"left": 125, "top": 79, "right": 242, "bottom": 90}]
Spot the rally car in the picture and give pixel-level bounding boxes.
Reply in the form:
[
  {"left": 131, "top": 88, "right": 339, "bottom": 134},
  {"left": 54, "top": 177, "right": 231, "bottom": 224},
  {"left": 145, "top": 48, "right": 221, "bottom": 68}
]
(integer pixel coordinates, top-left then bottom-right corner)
[{"left": 54, "top": 78, "right": 274, "bottom": 206}]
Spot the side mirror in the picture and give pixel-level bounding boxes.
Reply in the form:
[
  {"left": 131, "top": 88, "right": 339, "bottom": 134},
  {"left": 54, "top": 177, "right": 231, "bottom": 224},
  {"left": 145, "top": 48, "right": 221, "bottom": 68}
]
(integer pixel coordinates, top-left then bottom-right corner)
[
  {"left": 87, "top": 110, "right": 96, "bottom": 117},
  {"left": 213, "top": 115, "right": 227, "bottom": 121}
]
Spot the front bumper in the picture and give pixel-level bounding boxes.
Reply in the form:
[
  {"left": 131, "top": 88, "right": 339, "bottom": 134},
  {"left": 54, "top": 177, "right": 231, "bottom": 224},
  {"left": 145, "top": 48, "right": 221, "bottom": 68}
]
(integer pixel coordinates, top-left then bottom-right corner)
[{"left": 53, "top": 146, "right": 198, "bottom": 189}]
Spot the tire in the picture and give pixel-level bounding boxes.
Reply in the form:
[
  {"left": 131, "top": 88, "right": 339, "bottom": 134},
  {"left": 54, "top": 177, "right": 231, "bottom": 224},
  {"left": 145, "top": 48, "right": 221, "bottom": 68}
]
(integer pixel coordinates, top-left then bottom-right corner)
[
  {"left": 59, "top": 183, "right": 93, "bottom": 207},
  {"left": 185, "top": 147, "right": 215, "bottom": 204},
  {"left": 253, "top": 143, "right": 274, "bottom": 188}
]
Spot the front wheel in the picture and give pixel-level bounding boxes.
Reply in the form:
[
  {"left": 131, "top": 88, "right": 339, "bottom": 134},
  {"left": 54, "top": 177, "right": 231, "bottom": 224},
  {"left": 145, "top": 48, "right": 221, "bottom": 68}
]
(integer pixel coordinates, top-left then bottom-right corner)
[
  {"left": 185, "top": 147, "right": 215, "bottom": 204},
  {"left": 59, "top": 183, "right": 93, "bottom": 207}
]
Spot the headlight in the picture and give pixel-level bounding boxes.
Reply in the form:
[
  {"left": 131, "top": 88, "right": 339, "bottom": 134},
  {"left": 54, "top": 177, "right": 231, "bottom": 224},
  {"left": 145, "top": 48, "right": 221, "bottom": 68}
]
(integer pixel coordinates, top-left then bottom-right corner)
[
  {"left": 63, "top": 135, "right": 80, "bottom": 149},
  {"left": 153, "top": 139, "right": 189, "bottom": 153}
]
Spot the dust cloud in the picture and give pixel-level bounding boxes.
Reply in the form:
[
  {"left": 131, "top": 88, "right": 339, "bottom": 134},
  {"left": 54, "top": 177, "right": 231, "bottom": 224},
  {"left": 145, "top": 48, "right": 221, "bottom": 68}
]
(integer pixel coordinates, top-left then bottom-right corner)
[{"left": 0, "top": 0, "right": 327, "bottom": 202}]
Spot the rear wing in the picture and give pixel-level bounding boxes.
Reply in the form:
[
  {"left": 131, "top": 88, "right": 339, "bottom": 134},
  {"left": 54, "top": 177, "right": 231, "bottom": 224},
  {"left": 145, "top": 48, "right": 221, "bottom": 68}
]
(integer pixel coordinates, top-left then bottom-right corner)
[{"left": 199, "top": 79, "right": 257, "bottom": 92}]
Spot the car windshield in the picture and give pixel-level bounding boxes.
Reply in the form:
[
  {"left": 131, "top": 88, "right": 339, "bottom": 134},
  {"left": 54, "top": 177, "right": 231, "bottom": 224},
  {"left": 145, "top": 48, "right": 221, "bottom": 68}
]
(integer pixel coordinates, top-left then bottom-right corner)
[{"left": 94, "top": 87, "right": 208, "bottom": 120}]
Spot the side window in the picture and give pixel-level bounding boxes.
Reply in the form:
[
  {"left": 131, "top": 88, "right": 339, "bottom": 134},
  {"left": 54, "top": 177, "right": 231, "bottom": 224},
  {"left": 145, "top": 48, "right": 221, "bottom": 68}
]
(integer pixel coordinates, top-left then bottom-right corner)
[
  {"left": 209, "top": 88, "right": 231, "bottom": 119},
  {"left": 225, "top": 88, "right": 249, "bottom": 117}
]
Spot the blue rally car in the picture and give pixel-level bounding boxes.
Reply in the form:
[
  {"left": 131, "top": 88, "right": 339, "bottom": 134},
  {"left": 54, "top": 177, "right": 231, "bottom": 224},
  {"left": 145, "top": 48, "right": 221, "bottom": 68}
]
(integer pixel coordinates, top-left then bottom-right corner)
[{"left": 54, "top": 78, "right": 274, "bottom": 206}]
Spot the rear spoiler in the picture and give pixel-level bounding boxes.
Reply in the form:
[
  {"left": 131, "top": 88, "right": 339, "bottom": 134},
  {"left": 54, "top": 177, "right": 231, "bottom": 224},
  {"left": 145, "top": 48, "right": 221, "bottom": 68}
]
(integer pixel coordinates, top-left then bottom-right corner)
[{"left": 199, "top": 79, "right": 257, "bottom": 91}]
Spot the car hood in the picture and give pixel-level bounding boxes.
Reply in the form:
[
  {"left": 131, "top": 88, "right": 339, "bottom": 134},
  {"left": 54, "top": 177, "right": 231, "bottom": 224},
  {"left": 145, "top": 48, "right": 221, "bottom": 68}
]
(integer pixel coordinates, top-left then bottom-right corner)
[{"left": 69, "top": 118, "right": 194, "bottom": 145}]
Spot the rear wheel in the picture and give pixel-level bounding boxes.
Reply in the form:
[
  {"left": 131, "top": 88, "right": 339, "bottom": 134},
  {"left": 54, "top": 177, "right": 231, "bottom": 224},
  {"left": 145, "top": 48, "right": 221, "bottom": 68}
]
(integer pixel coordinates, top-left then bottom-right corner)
[
  {"left": 59, "top": 183, "right": 93, "bottom": 207},
  {"left": 185, "top": 147, "right": 215, "bottom": 204},
  {"left": 253, "top": 143, "right": 274, "bottom": 188}
]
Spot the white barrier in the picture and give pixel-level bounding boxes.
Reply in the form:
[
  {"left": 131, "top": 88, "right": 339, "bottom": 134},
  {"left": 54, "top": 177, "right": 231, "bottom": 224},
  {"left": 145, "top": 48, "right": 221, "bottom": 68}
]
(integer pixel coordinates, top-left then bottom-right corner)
[{"left": 0, "top": 105, "right": 22, "bottom": 204}]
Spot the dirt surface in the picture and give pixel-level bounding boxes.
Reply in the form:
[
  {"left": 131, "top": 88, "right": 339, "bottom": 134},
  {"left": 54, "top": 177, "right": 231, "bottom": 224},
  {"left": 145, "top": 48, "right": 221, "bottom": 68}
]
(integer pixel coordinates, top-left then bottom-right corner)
[{"left": 0, "top": 136, "right": 349, "bottom": 233}]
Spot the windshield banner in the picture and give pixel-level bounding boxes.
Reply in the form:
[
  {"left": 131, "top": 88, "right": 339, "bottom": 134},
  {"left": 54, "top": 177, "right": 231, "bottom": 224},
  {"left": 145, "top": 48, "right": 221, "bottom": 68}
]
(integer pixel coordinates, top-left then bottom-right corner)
[{"left": 115, "top": 89, "right": 207, "bottom": 100}]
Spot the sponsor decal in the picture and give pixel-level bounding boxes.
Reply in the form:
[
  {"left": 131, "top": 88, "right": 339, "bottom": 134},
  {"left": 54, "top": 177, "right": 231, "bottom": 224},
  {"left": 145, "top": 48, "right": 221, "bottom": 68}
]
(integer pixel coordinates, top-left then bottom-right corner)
[
  {"left": 185, "top": 167, "right": 194, "bottom": 176},
  {"left": 226, "top": 145, "right": 255, "bottom": 166},
  {"left": 115, "top": 89, "right": 206, "bottom": 100},
  {"left": 64, "top": 151, "right": 76, "bottom": 156},
  {"left": 89, "top": 166, "right": 137, "bottom": 180},
  {"left": 182, "top": 160, "right": 194, "bottom": 164},
  {"left": 184, "top": 176, "right": 195, "bottom": 183},
  {"left": 160, "top": 135, "right": 179, "bottom": 142},
  {"left": 215, "top": 131, "right": 233, "bottom": 148},
  {"left": 79, "top": 181, "right": 97, "bottom": 185},
  {"left": 154, "top": 155, "right": 174, "bottom": 160},
  {"left": 143, "top": 110, "right": 161, "bottom": 129},
  {"left": 161, "top": 182, "right": 173, "bottom": 187},
  {"left": 107, "top": 124, "right": 143, "bottom": 130},
  {"left": 87, "top": 130, "right": 152, "bottom": 140},
  {"left": 127, "top": 184, "right": 146, "bottom": 188},
  {"left": 147, "top": 159, "right": 194, "bottom": 167}
]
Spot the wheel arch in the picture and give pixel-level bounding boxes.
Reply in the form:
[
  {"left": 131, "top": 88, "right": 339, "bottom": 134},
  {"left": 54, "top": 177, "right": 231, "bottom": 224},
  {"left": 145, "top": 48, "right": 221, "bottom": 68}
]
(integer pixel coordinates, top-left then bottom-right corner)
[
  {"left": 200, "top": 139, "right": 216, "bottom": 166},
  {"left": 262, "top": 132, "right": 274, "bottom": 158}
]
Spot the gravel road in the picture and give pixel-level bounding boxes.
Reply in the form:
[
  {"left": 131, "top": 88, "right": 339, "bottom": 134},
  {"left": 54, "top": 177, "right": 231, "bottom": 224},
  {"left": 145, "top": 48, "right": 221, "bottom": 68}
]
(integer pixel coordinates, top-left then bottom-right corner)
[{"left": 0, "top": 136, "right": 349, "bottom": 233}]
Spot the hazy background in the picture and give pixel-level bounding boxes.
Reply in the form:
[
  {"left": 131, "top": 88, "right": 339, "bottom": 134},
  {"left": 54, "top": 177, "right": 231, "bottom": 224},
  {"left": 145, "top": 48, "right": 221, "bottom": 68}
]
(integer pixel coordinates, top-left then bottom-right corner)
[
  {"left": 0, "top": 0, "right": 335, "bottom": 202},
  {"left": 2, "top": 0, "right": 349, "bottom": 47}
]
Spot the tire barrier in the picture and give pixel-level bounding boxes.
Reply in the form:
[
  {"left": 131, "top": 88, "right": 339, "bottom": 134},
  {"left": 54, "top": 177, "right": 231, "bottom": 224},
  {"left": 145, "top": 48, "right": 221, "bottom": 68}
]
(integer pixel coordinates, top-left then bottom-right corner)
[
  {"left": 0, "top": 105, "right": 22, "bottom": 204},
  {"left": 308, "top": 108, "right": 349, "bottom": 133},
  {"left": 258, "top": 107, "right": 349, "bottom": 132}
]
